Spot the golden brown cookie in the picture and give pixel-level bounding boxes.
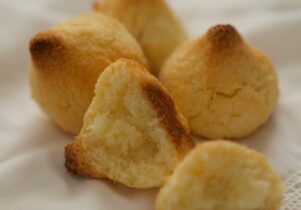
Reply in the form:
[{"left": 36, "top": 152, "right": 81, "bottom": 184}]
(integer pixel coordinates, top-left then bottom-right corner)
[
  {"left": 156, "top": 140, "right": 283, "bottom": 210},
  {"left": 29, "top": 12, "right": 148, "bottom": 135},
  {"left": 159, "top": 24, "right": 279, "bottom": 139},
  {"left": 65, "top": 59, "right": 194, "bottom": 188}
]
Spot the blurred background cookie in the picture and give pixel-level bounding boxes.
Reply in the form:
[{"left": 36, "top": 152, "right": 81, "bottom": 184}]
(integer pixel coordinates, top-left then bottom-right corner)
[
  {"left": 159, "top": 24, "right": 279, "bottom": 139},
  {"left": 94, "top": 0, "right": 188, "bottom": 75},
  {"left": 29, "top": 12, "right": 148, "bottom": 135}
]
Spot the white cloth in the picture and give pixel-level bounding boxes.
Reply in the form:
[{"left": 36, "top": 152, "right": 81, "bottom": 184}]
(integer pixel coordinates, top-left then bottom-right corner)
[
  {"left": 0, "top": 0, "right": 300, "bottom": 209},
  {"left": 280, "top": 169, "right": 301, "bottom": 210}
]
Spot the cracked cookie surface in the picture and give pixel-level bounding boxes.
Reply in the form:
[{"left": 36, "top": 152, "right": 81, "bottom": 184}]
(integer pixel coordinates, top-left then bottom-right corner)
[{"left": 159, "top": 24, "right": 279, "bottom": 139}]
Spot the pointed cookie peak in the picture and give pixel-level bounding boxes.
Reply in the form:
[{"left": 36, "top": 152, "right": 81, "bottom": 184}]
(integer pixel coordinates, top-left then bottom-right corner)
[
  {"left": 205, "top": 24, "right": 243, "bottom": 52},
  {"left": 30, "top": 32, "right": 62, "bottom": 57},
  {"left": 29, "top": 32, "right": 67, "bottom": 70},
  {"left": 65, "top": 59, "right": 194, "bottom": 188}
]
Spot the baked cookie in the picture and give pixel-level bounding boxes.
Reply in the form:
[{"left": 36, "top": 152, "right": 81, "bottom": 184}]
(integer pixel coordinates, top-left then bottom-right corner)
[
  {"left": 159, "top": 24, "right": 279, "bottom": 139},
  {"left": 94, "top": 0, "right": 187, "bottom": 75},
  {"left": 156, "top": 140, "right": 283, "bottom": 210},
  {"left": 29, "top": 12, "right": 148, "bottom": 135},
  {"left": 65, "top": 59, "right": 194, "bottom": 188}
]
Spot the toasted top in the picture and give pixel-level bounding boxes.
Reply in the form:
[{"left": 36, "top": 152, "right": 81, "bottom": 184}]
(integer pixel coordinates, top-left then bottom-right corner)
[
  {"left": 160, "top": 23, "right": 278, "bottom": 104},
  {"left": 205, "top": 24, "right": 244, "bottom": 54},
  {"left": 161, "top": 23, "right": 278, "bottom": 90},
  {"left": 29, "top": 12, "right": 148, "bottom": 71}
]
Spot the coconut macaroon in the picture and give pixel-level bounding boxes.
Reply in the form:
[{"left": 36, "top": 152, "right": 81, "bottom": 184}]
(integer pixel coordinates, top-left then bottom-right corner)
[
  {"left": 65, "top": 59, "right": 194, "bottom": 188},
  {"left": 156, "top": 141, "right": 283, "bottom": 210},
  {"left": 94, "top": 0, "right": 188, "bottom": 75},
  {"left": 29, "top": 12, "right": 148, "bottom": 135},
  {"left": 159, "top": 24, "right": 279, "bottom": 139}
]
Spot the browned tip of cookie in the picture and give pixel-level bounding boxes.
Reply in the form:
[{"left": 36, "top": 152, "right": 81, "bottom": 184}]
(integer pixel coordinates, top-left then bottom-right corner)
[
  {"left": 65, "top": 143, "right": 79, "bottom": 174},
  {"left": 206, "top": 24, "right": 243, "bottom": 51},
  {"left": 29, "top": 32, "right": 67, "bottom": 69},
  {"left": 141, "top": 81, "right": 195, "bottom": 155},
  {"left": 30, "top": 32, "right": 63, "bottom": 57},
  {"left": 65, "top": 141, "right": 96, "bottom": 178},
  {"left": 92, "top": 1, "right": 103, "bottom": 11}
]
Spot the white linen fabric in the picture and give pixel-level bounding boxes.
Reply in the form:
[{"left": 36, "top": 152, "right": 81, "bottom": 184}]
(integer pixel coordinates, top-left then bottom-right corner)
[
  {"left": 0, "top": 0, "right": 300, "bottom": 209},
  {"left": 280, "top": 169, "right": 301, "bottom": 210}
]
